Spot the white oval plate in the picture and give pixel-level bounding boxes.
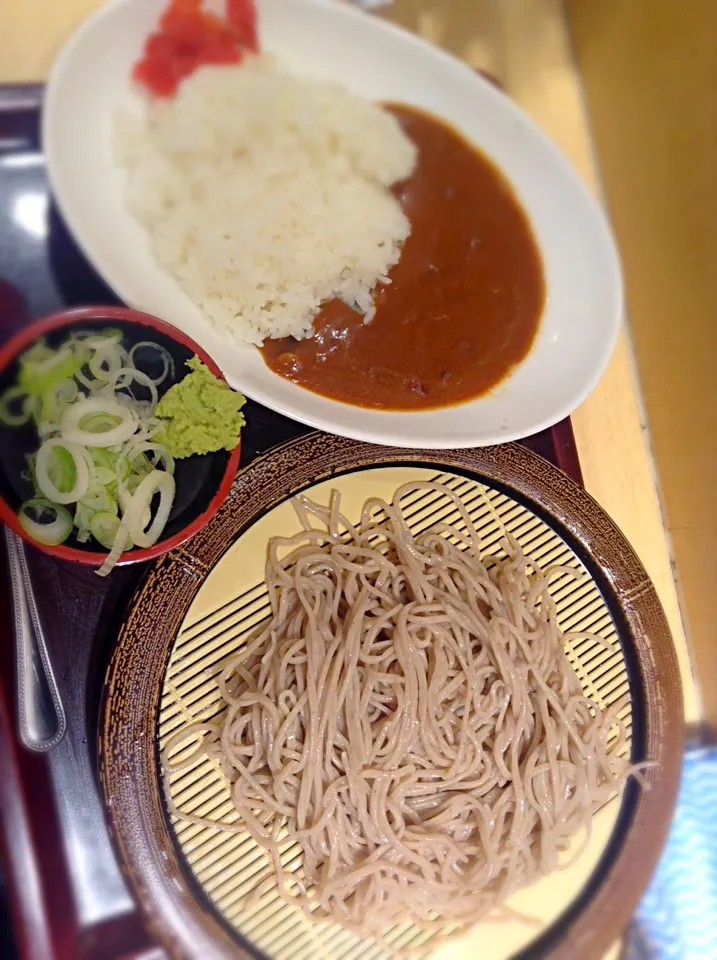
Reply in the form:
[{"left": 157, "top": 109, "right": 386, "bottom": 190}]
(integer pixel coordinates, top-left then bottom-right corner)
[{"left": 43, "top": 0, "right": 622, "bottom": 449}]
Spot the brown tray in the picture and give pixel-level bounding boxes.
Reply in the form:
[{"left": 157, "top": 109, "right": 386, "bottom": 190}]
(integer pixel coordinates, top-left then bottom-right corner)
[{"left": 0, "top": 84, "right": 582, "bottom": 960}]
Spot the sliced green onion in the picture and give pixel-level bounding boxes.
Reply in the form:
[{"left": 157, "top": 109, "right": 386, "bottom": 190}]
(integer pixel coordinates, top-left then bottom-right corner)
[
  {"left": 18, "top": 340, "right": 54, "bottom": 372},
  {"left": 4, "top": 329, "right": 232, "bottom": 574},
  {"left": 81, "top": 484, "right": 118, "bottom": 515},
  {"left": 90, "top": 512, "right": 122, "bottom": 549},
  {"left": 126, "top": 477, "right": 146, "bottom": 499},
  {"left": 60, "top": 397, "right": 137, "bottom": 447},
  {"left": 129, "top": 341, "right": 175, "bottom": 385},
  {"left": 117, "top": 476, "right": 150, "bottom": 532},
  {"left": 125, "top": 441, "right": 174, "bottom": 476},
  {"left": 18, "top": 499, "right": 73, "bottom": 546},
  {"left": 18, "top": 340, "right": 87, "bottom": 396},
  {"left": 40, "top": 378, "right": 79, "bottom": 425},
  {"left": 75, "top": 367, "right": 105, "bottom": 392},
  {"left": 114, "top": 452, "right": 131, "bottom": 486},
  {"left": 25, "top": 453, "right": 41, "bottom": 498},
  {"left": 46, "top": 443, "right": 77, "bottom": 494},
  {"left": 79, "top": 412, "right": 123, "bottom": 433},
  {"left": 0, "top": 386, "right": 31, "bottom": 426},
  {"left": 111, "top": 367, "right": 159, "bottom": 406},
  {"left": 128, "top": 418, "right": 162, "bottom": 443},
  {"left": 88, "top": 341, "right": 128, "bottom": 382},
  {"left": 74, "top": 501, "right": 94, "bottom": 543},
  {"left": 24, "top": 394, "right": 41, "bottom": 424},
  {"left": 127, "top": 469, "right": 175, "bottom": 549},
  {"left": 89, "top": 448, "right": 117, "bottom": 486},
  {"left": 82, "top": 329, "right": 123, "bottom": 349},
  {"left": 35, "top": 438, "right": 90, "bottom": 505},
  {"left": 97, "top": 470, "right": 175, "bottom": 576}
]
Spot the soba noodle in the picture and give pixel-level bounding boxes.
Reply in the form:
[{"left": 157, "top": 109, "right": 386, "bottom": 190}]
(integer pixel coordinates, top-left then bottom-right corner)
[{"left": 163, "top": 482, "right": 639, "bottom": 941}]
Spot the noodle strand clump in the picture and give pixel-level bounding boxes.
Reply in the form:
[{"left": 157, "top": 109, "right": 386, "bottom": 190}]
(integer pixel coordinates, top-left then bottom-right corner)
[{"left": 166, "top": 482, "right": 636, "bottom": 939}]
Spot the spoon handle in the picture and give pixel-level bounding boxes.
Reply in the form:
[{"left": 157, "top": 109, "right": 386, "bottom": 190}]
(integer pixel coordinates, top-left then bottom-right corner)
[{"left": 4, "top": 527, "right": 67, "bottom": 752}]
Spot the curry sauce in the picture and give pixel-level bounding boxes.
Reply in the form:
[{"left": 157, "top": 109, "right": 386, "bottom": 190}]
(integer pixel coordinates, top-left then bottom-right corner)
[{"left": 261, "top": 105, "right": 545, "bottom": 410}]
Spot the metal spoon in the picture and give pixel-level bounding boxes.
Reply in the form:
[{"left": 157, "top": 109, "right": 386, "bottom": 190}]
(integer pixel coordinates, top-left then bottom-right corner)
[{"left": 4, "top": 527, "right": 66, "bottom": 751}]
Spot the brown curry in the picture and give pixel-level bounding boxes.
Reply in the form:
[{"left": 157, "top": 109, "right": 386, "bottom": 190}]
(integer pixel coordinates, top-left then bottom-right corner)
[{"left": 261, "top": 104, "right": 545, "bottom": 411}]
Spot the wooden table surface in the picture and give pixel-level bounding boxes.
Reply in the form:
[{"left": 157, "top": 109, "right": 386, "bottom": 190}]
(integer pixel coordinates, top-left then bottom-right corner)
[
  {"left": 568, "top": 0, "right": 716, "bottom": 737},
  {"left": 0, "top": 0, "right": 700, "bottom": 737}
]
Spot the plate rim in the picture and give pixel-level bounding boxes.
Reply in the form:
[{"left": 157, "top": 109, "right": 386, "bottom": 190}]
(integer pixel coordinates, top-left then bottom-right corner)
[
  {"left": 43, "top": 0, "right": 623, "bottom": 450},
  {"left": 98, "top": 435, "right": 683, "bottom": 960}
]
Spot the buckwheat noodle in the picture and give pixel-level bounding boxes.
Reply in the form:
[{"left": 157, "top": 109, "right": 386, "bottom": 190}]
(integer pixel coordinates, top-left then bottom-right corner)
[{"left": 163, "top": 482, "right": 646, "bottom": 942}]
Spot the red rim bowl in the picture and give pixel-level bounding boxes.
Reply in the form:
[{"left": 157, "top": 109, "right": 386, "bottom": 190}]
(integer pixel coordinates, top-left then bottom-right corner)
[{"left": 0, "top": 305, "right": 241, "bottom": 567}]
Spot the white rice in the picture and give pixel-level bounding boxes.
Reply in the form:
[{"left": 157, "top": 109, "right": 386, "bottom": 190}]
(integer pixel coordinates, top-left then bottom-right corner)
[{"left": 115, "top": 54, "right": 417, "bottom": 345}]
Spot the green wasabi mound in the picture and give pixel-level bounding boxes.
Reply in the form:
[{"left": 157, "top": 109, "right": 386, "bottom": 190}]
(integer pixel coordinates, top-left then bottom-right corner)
[{"left": 154, "top": 357, "right": 246, "bottom": 459}]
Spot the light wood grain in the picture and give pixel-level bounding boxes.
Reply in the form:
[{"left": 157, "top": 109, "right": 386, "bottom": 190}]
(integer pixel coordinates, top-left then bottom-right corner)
[
  {"left": 0, "top": 0, "right": 700, "bottom": 727},
  {"left": 568, "top": 0, "right": 715, "bottom": 735}
]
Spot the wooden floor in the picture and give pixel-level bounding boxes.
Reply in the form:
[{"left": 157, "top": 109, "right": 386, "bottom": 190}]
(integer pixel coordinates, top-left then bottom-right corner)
[{"left": 568, "top": 0, "right": 717, "bottom": 737}]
